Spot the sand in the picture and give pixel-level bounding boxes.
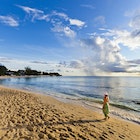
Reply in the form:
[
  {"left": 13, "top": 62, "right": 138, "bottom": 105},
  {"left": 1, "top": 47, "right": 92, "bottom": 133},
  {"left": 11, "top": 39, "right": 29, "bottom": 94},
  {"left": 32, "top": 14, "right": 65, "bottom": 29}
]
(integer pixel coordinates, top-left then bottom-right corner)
[{"left": 0, "top": 86, "right": 139, "bottom": 140}]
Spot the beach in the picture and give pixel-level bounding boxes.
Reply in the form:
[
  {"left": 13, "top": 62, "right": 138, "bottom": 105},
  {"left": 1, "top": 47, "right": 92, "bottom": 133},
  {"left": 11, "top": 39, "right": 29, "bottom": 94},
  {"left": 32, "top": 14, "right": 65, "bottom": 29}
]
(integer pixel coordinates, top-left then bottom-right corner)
[{"left": 0, "top": 86, "right": 139, "bottom": 140}]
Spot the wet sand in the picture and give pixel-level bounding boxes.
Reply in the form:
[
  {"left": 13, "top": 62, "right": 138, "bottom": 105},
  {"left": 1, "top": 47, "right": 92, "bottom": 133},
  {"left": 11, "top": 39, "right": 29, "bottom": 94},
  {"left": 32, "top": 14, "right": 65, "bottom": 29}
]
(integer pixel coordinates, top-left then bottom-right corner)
[{"left": 0, "top": 86, "right": 139, "bottom": 140}]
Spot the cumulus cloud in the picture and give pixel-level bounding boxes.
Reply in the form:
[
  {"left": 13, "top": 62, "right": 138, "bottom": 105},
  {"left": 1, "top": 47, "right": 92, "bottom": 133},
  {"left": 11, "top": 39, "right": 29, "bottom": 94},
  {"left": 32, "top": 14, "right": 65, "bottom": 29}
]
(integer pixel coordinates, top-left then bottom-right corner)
[
  {"left": 69, "top": 19, "right": 85, "bottom": 28},
  {"left": 53, "top": 35, "right": 134, "bottom": 75},
  {"left": 2, "top": 5, "right": 139, "bottom": 76},
  {"left": 119, "top": 9, "right": 140, "bottom": 49},
  {"left": 99, "top": 28, "right": 140, "bottom": 50},
  {"left": 79, "top": 36, "right": 128, "bottom": 74},
  {"left": 75, "top": 23, "right": 140, "bottom": 75},
  {"left": 99, "top": 9, "right": 140, "bottom": 50},
  {"left": 0, "top": 15, "right": 19, "bottom": 27}
]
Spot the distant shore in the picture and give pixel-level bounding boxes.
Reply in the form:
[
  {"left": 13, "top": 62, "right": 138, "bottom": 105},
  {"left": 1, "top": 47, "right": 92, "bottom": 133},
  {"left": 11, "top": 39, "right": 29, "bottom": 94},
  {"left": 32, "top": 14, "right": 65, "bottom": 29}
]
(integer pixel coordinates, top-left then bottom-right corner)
[
  {"left": 0, "top": 86, "right": 139, "bottom": 139},
  {"left": 0, "top": 75, "right": 54, "bottom": 79}
]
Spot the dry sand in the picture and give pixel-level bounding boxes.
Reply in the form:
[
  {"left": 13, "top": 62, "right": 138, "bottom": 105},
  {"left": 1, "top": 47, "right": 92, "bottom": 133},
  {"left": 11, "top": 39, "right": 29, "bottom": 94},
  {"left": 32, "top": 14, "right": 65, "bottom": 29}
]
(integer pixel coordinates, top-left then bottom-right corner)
[{"left": 0, "top": 86, "right": 139, "bottom": 140}]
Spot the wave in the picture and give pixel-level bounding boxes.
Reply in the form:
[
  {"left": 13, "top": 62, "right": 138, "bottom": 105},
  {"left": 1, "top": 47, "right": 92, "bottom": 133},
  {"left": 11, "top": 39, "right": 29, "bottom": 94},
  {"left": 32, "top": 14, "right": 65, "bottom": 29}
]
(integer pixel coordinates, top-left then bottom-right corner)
[
  {"left": 132, "top": 100, "right": 140, "bottom": 105},
  {"left": 74, "top": 97, "right": 140, "bottom": 125},
  {"left": 77, "top": 97, "right": 140, "bottom": 112},
  {"left": 110, "top": 103, "right": 139, "bottom": 112}
]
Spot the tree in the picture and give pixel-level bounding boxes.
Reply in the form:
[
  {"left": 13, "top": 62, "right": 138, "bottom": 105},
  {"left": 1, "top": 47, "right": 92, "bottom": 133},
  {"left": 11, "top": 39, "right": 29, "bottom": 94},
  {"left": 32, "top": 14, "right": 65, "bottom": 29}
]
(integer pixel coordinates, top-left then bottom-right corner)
[
  {"left": 24, "top": 67, "right": 32, "bottom": 75},
  {"left": 0, "top": 65, "right": 7, "bottom": 76},
  {"left": 24, "top": 67, "right": 41, "bottom": 75}
]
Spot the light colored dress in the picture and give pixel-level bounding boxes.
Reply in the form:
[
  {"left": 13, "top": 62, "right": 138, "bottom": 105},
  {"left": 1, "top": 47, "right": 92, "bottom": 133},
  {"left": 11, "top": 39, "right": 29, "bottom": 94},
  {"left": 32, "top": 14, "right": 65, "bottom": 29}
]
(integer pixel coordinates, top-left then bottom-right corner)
[{"left": 103, "top": 96, "right": 109, "bottom": 118}]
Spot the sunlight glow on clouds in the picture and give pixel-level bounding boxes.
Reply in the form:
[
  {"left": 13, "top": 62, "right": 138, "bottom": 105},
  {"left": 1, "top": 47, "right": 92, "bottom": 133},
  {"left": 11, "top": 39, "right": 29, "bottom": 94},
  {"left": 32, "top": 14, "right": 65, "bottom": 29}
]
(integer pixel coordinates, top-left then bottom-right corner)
[
  {"left": 79, "top": 36, "right": 127, "bottom": 74},
  {"left": 99, "top": 28, "right": 140, "bottom": 50}
]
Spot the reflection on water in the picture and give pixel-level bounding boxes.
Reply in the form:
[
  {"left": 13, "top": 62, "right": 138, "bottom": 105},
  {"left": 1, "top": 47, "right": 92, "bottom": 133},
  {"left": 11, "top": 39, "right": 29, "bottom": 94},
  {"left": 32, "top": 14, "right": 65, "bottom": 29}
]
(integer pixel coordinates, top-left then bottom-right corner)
[{"left": 0, "top": 76, "right": 140, "bottom": 111}]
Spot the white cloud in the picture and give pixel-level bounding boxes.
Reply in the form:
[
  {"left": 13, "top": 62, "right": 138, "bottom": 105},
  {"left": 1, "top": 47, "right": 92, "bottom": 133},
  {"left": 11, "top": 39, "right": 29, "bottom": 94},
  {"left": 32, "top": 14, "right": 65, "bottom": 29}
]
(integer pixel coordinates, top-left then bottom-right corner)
[
  {"left": 17, "top": 5, "right": 46, "bottom": 21},
  {"left": 51, "top": 11, "right": 85, "bottom": 28},
  {"left": 17, "top": 6, "right": 85, "bottom": 39},
  {"left": 100, "top": 28, "right": 140, "bottom": 50},
  {"left": 0, "top": 15, "right": 19, "bottom": 27},
  {"left": 17, "top": 5, "right": 43, "bottom": 14},
  {"left": 95, "top": 9, "right": 140, "bottom": 50},
  {"left": 75, "top": 25, "right": 140, "bottom": 75},
  {"left": 78, "top": 36, "right": 136, "bottom": 75},
  {"left": 63, "top": 27, "right": 76, "bottom": 38},
  {"left": 52, "top": 11, "right": 69, "bottom": 21},
  {"left": 46, "top": 36, "right": 124, "bottom": 75},
  {"left": 125, "top": 9, "right": 140, "bottom": 29},
  {"left": 51, "top": 23, "right": 76, "bottom": 38},
  {"left": 69, "top": 18, "right": 85, "bottom": 28},
  {"left": 2, "top": 5, "right": 139, "bottom": 76}
]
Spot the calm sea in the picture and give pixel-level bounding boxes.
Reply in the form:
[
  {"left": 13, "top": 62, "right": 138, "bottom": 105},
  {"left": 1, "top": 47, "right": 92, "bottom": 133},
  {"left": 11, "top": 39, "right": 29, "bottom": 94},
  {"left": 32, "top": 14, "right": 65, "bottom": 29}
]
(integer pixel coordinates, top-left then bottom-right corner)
[{"left": 0, "top": 76, "right": 140, "bottom": 124}]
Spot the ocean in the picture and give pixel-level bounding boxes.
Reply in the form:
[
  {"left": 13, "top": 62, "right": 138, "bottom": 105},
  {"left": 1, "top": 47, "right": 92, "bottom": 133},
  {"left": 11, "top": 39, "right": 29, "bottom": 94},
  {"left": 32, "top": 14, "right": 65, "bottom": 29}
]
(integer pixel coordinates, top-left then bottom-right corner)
[{"left": 0, "top": 76, "right": 140, "bottom": 124}]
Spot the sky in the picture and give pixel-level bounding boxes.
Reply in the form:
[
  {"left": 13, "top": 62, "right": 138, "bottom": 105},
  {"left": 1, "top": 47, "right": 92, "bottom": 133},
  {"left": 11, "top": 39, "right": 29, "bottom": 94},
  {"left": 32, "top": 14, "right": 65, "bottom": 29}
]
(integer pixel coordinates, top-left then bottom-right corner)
[{"left": 0, "top": 0, "right": 140, "bottom": 76}]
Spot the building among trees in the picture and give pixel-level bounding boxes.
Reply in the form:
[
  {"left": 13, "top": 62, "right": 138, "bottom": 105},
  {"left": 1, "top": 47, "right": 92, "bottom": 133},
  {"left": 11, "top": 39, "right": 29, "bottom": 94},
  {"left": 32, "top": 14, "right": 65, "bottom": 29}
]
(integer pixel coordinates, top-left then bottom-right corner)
[{"left": 0, "top": 65, "right": 62, "bottom": 76}]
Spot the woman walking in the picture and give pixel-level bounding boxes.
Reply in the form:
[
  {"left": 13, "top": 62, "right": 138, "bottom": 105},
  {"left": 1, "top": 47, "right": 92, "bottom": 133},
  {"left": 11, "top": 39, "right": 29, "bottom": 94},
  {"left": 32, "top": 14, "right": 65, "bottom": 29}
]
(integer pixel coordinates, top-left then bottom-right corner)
[{"left": 102, "top": 92, "right": 110, "bottom": 120}]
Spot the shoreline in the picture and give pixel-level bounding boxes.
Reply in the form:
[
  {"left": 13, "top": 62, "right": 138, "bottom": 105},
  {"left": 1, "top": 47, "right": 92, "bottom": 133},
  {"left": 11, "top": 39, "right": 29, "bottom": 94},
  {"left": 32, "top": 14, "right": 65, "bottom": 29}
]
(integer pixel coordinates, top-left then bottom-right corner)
[
  {"left": 55, "top": 95, "right": 140, "bottom": 125},
  {"left": 0, "top": 77, "right": 140, "bottom": 125},
  {"left": 0, "top": 86, "right": 139, "bottom": 139},
  {"left": 0, "top": 81, "right": 140, "bottom": 125}
]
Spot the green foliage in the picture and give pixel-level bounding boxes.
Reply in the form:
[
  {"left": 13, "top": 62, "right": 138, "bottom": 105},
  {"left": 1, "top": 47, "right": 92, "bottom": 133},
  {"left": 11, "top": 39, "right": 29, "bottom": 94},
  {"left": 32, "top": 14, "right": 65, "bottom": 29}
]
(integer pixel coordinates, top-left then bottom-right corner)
[
  {"left": 0, "top": 65, "right": 7, "bottom": 76},
  {"left": 0, "top": 65, "right": 62, "bottom": 76},
  {"left": 25, "top": 67, "right": 41, "bottom": 75}
]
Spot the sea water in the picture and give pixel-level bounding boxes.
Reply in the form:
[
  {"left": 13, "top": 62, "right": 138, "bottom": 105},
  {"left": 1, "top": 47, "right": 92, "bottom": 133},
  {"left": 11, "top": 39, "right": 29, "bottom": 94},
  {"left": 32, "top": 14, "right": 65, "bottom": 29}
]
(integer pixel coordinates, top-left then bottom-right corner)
[{"left": 0, "top": 76, "right": 140, "bottom": 124}]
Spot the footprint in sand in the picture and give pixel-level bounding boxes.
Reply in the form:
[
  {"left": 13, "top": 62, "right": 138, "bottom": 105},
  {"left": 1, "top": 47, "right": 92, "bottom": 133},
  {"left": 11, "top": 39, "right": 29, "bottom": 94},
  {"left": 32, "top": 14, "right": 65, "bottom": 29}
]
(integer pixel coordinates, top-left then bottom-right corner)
[
  {"left": 119, "top": 135, "right": 125, "bottom": 139},
  {"left": 109, "top": 130, "right": 114, "bottom": 134}
]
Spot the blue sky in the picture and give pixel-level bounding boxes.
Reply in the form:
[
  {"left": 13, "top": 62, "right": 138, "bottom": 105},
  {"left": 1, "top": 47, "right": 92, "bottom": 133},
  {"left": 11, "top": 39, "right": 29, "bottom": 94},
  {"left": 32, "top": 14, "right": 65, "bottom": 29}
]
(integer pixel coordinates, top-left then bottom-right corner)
[{"left": 0, "top": 0, "right": 140, "bottom": 76}]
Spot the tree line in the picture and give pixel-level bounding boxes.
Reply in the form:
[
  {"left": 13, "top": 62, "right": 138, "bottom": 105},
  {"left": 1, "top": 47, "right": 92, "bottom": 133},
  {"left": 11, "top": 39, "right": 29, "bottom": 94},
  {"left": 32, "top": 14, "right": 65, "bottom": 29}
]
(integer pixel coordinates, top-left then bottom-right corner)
[{"left": 0, "top": 65, "right": 62, "bottom": 76}]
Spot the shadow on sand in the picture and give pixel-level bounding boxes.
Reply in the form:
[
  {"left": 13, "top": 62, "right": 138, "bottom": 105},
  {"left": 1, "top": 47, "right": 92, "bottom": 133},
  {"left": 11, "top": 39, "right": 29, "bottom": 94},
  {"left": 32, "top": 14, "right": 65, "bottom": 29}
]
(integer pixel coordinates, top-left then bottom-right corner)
[
  {"left": 1, "top": 119, "right": 105, "bottom": 131},
  {"left": 50, "top": 119, "right": 105, "bottom": 125}
]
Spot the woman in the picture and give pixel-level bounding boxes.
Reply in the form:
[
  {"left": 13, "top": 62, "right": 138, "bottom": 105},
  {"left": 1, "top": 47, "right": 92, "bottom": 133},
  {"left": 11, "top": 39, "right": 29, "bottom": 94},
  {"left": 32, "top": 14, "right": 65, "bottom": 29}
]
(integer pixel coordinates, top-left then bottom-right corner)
[{"left": 102, "top": 92, "right": 110, "bottom": 120}]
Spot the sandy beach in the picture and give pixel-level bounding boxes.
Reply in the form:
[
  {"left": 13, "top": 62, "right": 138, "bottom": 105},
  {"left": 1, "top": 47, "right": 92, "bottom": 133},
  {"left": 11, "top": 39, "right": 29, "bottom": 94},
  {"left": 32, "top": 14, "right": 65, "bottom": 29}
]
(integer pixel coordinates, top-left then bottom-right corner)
[{"left": 0, "top": 86, "right": 139, "bottom": 140}]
